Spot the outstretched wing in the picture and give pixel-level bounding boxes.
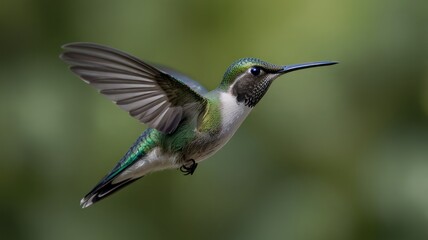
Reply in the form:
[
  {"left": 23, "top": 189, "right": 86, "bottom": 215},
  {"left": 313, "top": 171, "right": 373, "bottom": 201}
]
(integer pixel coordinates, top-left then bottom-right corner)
[{"left": 60, "top": 42, "right": 207, "bottom": 134}]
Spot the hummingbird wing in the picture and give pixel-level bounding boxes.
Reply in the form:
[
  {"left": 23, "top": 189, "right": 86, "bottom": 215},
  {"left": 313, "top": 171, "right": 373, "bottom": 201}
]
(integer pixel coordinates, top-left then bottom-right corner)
[
  {"left": 152, "top": 64, "right": 209, "bottom": 95},
  {"left": 60, "top": 42, "right": 207, "bottom": 134}
]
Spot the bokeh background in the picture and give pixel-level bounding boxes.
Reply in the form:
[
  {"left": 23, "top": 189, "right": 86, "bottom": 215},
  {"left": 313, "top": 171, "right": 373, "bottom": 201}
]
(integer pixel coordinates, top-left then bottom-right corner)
[{"left": 1, "top": 0, "right": 427, "bottom": 239}]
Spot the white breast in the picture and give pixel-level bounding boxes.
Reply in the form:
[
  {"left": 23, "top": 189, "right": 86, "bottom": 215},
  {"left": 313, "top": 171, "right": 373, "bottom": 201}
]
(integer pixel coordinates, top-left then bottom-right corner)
[
  {"left": 189, "top": 92, "right": 251, "bottom": 162},
  {"left": 219, "top": 92, "right": 252, "bottom": 136}
]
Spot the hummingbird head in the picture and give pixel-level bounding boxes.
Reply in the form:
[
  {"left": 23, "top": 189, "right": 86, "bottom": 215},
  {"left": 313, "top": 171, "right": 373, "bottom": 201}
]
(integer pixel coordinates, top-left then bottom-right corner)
[{"left": 220, "top": 58, "right": 337, "bottom": 107}]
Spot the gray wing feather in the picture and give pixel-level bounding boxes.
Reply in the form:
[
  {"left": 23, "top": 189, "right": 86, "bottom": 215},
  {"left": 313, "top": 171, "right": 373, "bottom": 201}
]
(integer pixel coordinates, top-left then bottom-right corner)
[{"left": 60, "top": 42, "right": 206, "bottom": 134}]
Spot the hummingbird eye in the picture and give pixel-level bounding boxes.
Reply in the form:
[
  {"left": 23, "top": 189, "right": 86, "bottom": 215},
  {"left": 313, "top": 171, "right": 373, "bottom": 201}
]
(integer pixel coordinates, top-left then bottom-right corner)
[{"left": 250, "top": 67, "right": 261, "bottom": 76}]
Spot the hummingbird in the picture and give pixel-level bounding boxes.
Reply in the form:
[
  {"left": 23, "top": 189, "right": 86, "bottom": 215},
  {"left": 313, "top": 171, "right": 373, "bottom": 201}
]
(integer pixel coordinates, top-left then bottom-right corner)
[{"left": 60, "top": 42, "right": 337, "bottom": 208}]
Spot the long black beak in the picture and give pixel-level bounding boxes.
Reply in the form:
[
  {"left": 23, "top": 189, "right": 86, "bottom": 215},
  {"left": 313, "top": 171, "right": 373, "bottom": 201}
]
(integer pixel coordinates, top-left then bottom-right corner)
[{"left": 278, "top": 61, "right": 338, "bottom": 74}]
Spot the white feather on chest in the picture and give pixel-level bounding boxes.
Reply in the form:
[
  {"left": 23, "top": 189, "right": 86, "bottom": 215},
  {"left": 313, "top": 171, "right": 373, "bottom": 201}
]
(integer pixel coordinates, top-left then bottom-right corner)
[{"left": 219, "top": 92, "right": 252, "bottom": 136}]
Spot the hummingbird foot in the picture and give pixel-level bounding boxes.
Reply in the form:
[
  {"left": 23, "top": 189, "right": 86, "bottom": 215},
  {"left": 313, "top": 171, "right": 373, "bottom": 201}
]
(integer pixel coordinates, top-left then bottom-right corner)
[{"left": 180, "top": 159, "right": 198, "bottom": 176}]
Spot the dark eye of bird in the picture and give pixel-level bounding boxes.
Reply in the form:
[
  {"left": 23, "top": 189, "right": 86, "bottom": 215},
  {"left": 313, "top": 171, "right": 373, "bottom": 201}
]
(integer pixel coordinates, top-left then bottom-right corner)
[{"left": 250, "top": 67, "right": 261, "bottom": 76}]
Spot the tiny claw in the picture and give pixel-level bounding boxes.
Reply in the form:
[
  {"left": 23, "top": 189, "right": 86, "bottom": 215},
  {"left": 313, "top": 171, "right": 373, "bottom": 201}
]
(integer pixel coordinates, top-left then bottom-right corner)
[{"left": 180, "top": 159, "right": 198, "bottom": 176}]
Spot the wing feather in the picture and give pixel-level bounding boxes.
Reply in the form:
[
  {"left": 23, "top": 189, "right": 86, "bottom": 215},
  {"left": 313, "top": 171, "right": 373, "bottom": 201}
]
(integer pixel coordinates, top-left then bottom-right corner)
[{"left": 60, "top": 42, "right": 207, "bottom": 133}]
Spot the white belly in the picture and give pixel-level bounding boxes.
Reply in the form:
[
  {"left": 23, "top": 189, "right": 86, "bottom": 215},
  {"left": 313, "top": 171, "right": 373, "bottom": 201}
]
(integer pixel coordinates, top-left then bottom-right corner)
[{"left": 113, "top": 147, "right": 179, "bottom": 183}]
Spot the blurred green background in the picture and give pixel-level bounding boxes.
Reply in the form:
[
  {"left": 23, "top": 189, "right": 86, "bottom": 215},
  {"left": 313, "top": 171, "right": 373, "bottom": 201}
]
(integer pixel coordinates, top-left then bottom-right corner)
[{"left": 1, "top": 0, "right": 427, "bottom": 239}]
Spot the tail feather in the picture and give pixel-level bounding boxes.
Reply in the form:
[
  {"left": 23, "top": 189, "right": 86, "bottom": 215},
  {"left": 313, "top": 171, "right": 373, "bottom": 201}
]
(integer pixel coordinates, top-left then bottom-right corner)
[
  {"left": 80, "top": 177, "right": 142, "bottom": 208},
  {"left": 79, "top": 129, "right": 157, "bottom": 208}
]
